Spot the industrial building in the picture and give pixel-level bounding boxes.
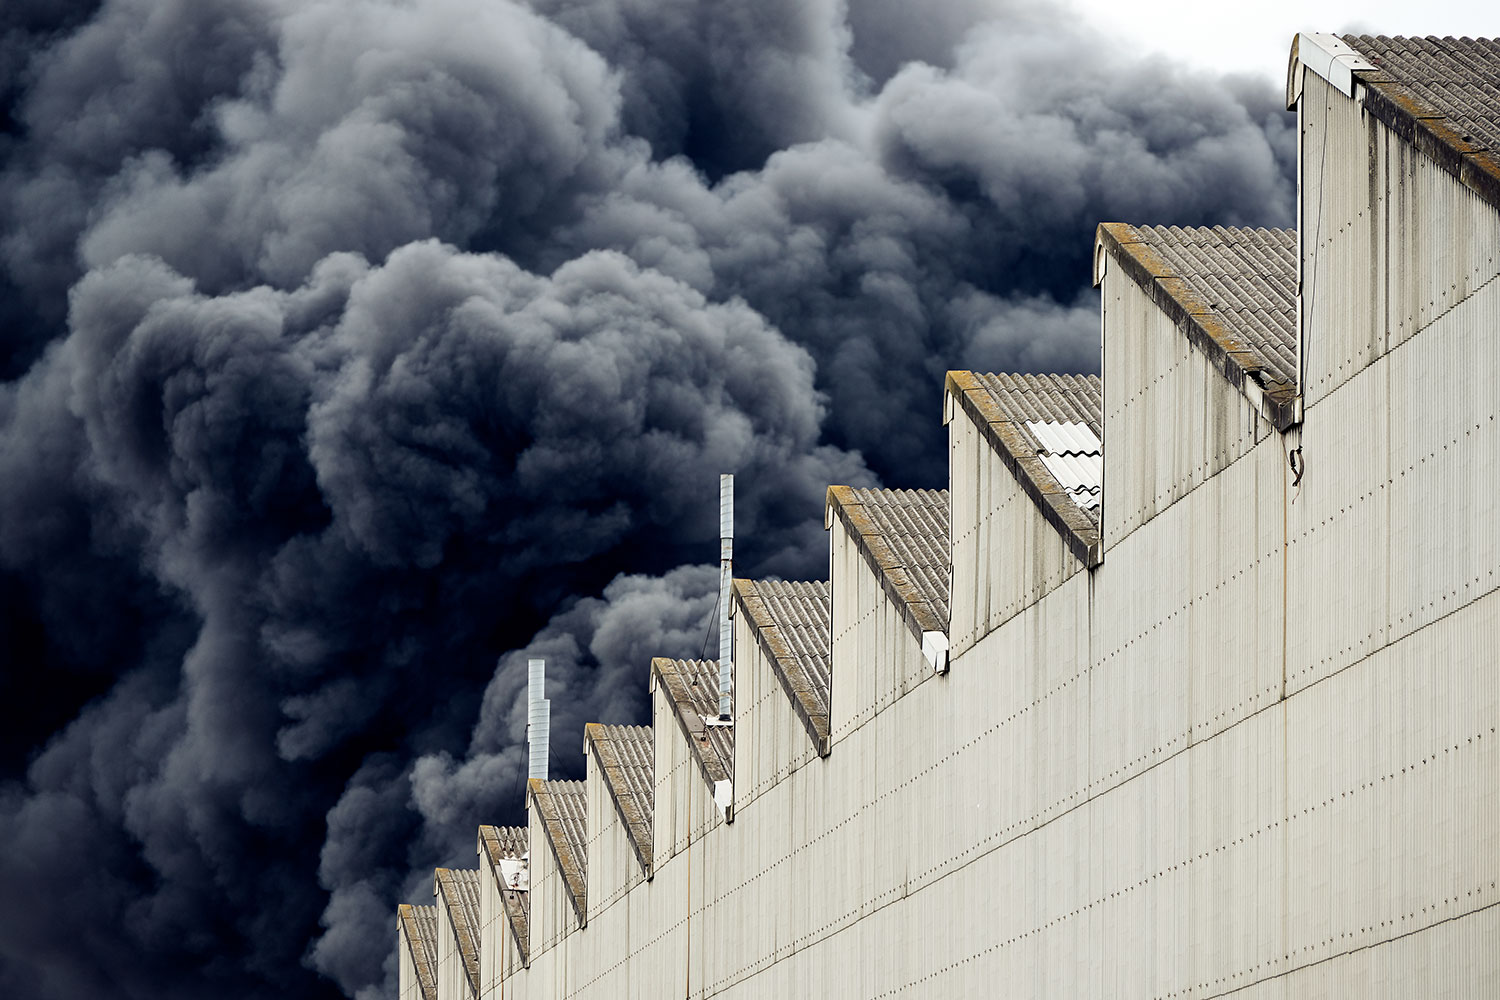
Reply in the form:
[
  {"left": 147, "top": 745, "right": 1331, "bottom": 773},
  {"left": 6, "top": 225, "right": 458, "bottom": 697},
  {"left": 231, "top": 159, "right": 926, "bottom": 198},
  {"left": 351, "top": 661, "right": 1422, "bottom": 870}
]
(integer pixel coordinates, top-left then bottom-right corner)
[{"left": 396, "top": 33, "right": 1500, "bottom": 999}]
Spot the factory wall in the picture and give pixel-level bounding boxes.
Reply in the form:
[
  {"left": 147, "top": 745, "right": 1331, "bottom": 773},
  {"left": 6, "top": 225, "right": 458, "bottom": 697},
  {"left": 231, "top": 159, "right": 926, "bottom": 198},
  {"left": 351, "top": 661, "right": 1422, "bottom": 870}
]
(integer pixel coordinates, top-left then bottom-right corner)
[{"left": 396, "top": 41, "right": 1500, "bottom": 1000}]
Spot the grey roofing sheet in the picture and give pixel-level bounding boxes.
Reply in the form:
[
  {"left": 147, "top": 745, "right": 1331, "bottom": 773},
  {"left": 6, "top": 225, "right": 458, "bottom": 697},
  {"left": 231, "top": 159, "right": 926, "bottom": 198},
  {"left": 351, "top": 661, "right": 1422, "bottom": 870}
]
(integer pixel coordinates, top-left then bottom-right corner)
[
  {"left": 399, "top": 903, "right": 439, "bottom": 1000},
  {"left": 531, "top": 779, "right": 588, "bottom": 923},
  {"left": 434, "top": 869, "right": 482, "bottom": 996},
  {"left": 654, "top": 658, "right": 734, "bottom": 779},
  {"left": 969, "top": 372, "right": 1102, "bottom": 437},
  {"left": 735, "top": 579, "right": 831, "bottom": 752},
  {"left": 479, "top": 823, "right": 527, "bottom": 865},
  {"left": 586, "top": 724, "right": 654, "bottom": 873},
  {"left": 1345, "top": 35, "right": 1500, "bottom": 154},
  {"left": 844, "top": 488, "right": 951, "bottom": 623},
  {"left": 1125, "top": 225, "right": 1298, "bottom": 387}
]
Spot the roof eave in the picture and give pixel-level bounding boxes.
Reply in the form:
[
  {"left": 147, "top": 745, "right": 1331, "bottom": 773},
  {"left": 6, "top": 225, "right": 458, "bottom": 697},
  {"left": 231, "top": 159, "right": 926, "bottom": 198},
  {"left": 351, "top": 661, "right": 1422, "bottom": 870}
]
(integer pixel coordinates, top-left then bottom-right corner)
[
  {"left": 1093, "top": 224, "right": 1299, "bottom": 432},
  {"left": 943, "top": 371, "right": 1104, "bottom": 568},
  {"left": 583, "top": 725, "right": 655, "bottom": 879},
  {"left": 526, "top": 780, "right": 588, "bottom": 929},
  {"left": 823, "top": 487, "right": 948, "bottom": 642},
  {"left": 648, "top": 658, "right": 733, "bottom": 792},
  {"left": 396, "top": 905, "right": 438, "bottom": 1000},
  {"left": 732, "top": 580, "right": 831, "bottom": 757}
]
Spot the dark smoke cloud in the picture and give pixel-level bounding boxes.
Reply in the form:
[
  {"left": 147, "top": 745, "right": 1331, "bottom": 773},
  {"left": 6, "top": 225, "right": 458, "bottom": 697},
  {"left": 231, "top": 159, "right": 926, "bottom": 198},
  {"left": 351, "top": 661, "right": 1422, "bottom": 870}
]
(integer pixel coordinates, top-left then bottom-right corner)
[{"left": 0, "top": 0, "right": 1293, "bottom": 997}]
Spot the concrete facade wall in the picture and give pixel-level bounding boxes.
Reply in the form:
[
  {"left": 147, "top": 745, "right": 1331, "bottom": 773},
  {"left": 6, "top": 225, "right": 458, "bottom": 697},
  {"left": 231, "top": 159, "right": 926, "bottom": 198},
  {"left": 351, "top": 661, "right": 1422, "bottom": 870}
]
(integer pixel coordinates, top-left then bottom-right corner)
[{"left": 402, "top": 46, "right": 1500, "bottom": 1000}]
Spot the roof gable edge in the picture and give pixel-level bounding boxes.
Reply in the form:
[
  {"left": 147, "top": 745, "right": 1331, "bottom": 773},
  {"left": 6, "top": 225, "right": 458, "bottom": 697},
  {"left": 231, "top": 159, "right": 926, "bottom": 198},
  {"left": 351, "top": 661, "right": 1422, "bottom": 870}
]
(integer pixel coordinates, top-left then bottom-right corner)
[{"left": 944, "top": 372, "right": 1102, "bottom": 568}]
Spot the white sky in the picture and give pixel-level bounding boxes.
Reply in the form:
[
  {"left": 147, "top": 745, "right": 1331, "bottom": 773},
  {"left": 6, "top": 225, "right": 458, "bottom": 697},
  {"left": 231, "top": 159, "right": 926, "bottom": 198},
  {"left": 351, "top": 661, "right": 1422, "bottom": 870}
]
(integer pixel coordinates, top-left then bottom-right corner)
[{"left": 1058, "top": 0, "right": 1498, "bottom": 81}]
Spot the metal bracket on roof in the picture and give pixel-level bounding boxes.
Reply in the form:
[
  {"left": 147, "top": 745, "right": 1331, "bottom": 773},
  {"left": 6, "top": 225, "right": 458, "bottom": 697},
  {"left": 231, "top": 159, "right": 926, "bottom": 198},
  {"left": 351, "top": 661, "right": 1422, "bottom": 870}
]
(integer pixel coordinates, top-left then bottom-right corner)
[
  {"left": 922, "top": 631, "right": 950, "bottom": 675},
  {"left": 702, "top": 715, "right": 734, "bottom": 728},
  {"left": 1287, "top": 32, "right": 1376, "bottom": 108},
  {"left": 498, "top": 855, "right": 530, "bottom": 892}
]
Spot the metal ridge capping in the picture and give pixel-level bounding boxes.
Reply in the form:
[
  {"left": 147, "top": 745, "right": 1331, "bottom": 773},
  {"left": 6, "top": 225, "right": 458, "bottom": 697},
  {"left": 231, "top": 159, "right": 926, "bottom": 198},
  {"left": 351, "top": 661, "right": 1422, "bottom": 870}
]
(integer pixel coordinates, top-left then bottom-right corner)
[
  {"left": 943, "top": 371, "right": 1104, "bottom": 568},
  {"left": 1092, "top": 223, "right": 1300, "bottom": 430},
  {"left": 1292, "top": 33, "right": 1500, "bottom": 214},
  {"left": 732, "top": 579, "right": 832, "bottom": 756}
]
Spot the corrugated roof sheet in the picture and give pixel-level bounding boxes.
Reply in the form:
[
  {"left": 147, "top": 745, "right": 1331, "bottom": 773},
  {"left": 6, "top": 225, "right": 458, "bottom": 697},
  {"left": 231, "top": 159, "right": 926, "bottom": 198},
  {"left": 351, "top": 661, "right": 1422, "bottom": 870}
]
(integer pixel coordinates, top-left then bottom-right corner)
[
  {"left": 479, "top": 823, "right": 527, "bottom": 865},
  {"left": 434, "top": 868, "right": 482, "bottom": 997},
  {"left": 826, "top": 488, "right": 950, "bottom": 639},
  {"left": 945, "top": 372, "right": 1104, "bottom": 566},
  {"left": 651, "top": 658, "right": 734, "bottom": 785},
  {"left": 530, "top": 779, "right": 588, "bottom": 926},
  {"left": 1344, "top": 36, "right": 1500, "bottom": 194},
  {"left": 1026, "top": 420, "right": 1102, "bottom": 513},
  {"left": 585, "top": 724, "right": 654, "bottom": 875},
  {"left": 476, "top": 824, "right": 531, "bottom": 967},
  {"left": 734, "top": 579, "right": 831, "bottom": 754},
  {"left": 398, "top": 903, "right": 438, "bottom": 1000},
  {"left": 969, "top": 372, "right": 1102, "bottom": 436}
]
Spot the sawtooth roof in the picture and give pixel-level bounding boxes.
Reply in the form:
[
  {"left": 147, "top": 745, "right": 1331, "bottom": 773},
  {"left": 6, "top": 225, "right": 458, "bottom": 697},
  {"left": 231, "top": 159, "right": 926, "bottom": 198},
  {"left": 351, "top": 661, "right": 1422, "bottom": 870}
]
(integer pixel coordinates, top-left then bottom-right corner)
[
  {"left": 397, "top": 904, "right": 438, "bottom": 1000},
  {"left": 733, "top": 579, "right": 831, "bottom": 755},
  {"left": 650, "top": 658, "right": 733, "bottom": 788},
  {"left": 1094, "top": 224, "right": 1298, "bottom": 429},
  {"left": 1342, "top": 35, "right": 1500, "bottom": 212},
  {"left": 945, "top": 372, "right": 1104, "bottom": 567},
  {"left": 825, "top": 487, "right": 950, "bottom": 637},
  {"left": 477, "top": 824, "right": 531, "bottom": 966},
  {"left": 528, "top": 780, "right": 588, "bottom": 927},
  {"left": 434, "top": 868, "right": 482, "bottom": 997},
  {"left": 585, "top": 724, "right": 654, "bottom": 875}
]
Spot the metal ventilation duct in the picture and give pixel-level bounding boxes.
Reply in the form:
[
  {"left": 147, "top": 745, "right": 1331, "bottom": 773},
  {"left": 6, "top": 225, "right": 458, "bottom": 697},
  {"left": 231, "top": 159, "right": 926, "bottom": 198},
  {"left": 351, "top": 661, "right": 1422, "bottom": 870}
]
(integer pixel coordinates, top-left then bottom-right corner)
[
  {"left": 527, "top": 658, "right": 550, "bottom": 781},
  {"left": 717, "top": 474, "right": 733, "bottom": 721}
]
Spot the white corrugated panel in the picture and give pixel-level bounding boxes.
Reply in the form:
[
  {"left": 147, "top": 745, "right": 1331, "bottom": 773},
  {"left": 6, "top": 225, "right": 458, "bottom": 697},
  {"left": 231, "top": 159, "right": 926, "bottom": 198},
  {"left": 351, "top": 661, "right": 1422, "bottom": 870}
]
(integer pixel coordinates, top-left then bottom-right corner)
[{"left": 1027, "top": 419, "right": 1102, "bottom": 456}]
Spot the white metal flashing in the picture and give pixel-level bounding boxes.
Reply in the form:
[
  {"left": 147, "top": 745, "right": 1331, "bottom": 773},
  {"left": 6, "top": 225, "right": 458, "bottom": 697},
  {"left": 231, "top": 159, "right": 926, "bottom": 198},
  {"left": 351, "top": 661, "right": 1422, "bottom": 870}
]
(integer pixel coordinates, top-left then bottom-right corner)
[
  {"left": 713, "top": 779, "right": 733, "bottom": 821},
  {"left": 1287, "top": 32, "right": 1376, "bottom": 109},
  {"left": 922, "top": 630, "right": 950, "bottom": 674}
]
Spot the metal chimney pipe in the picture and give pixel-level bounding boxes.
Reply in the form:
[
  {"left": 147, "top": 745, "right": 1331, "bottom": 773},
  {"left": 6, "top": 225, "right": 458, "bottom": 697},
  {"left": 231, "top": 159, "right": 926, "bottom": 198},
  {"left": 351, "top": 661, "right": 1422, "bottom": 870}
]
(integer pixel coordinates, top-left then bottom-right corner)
[
  {"left": 717, "top": 474, "right": 733, "bottom": 720},
  {"left": 527, "top": 658, "right": 550, "bottom": 780}
]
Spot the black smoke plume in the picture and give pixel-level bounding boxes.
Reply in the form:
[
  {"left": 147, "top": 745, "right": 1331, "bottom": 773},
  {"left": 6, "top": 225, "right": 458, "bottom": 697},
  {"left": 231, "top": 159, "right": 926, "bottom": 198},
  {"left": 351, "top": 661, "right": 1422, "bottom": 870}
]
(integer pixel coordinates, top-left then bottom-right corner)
[{"left": 0, "top": 0, "right": 1293, "bottom": 997}]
